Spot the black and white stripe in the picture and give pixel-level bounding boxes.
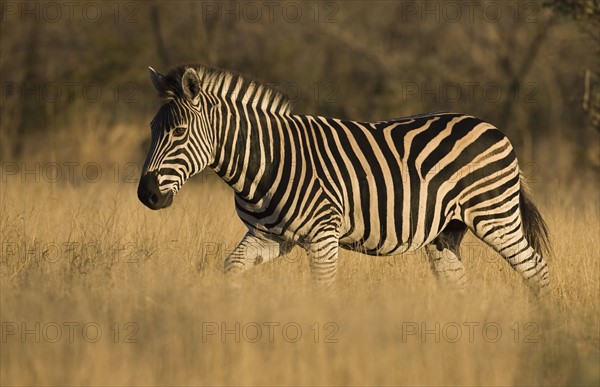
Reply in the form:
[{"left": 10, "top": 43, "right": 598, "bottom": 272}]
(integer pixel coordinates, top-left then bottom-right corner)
[{"left": 138, "top": 65, "right": 550, "bottom": 294}]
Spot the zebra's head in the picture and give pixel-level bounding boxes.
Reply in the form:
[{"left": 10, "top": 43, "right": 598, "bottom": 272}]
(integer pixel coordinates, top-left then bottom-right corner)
[{"left": 138, "top": 67, "right": 214, "bottom": 210}]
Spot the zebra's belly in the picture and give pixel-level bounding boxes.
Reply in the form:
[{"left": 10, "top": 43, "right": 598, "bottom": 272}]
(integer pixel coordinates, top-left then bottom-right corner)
[
  {"left": 338, "top": 234, "right": 426, "bottom": 256},
  {"left": 336, "top": 206, "right": 457, "bottom": 256}
]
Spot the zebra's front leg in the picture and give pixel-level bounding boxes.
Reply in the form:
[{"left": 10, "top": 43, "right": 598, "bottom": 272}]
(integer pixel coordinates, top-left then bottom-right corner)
[
  {"left": 224, "top": 232, "right": 291, "bottom": 275},
  {"left": 304, "top": 234, "right": 340, "bottom": 290}
]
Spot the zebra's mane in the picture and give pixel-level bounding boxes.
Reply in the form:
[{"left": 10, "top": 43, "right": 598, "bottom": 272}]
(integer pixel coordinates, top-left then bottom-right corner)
[{"left": 160, "top": 64, "right": 293, "bottom": 114}]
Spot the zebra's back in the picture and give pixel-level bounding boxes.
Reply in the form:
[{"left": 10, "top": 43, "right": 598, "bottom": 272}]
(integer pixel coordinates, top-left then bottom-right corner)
[{"left": 302, "top": 112, "right": 518, "bottom": 255}]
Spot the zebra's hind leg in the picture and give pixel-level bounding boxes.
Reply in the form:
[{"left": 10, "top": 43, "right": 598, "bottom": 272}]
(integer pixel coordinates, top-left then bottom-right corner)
[
  {"left": 425, "top": 220, "right": 469, "bottom": 293},
  {"left": 467, "top": 191, "right": 550, "bottom": 297},
  {"left": 471, "top": 221, "right": 550, "bottom": 297},
  {"left": 224, "top": 231, "right": 292, "bottom": 275}
]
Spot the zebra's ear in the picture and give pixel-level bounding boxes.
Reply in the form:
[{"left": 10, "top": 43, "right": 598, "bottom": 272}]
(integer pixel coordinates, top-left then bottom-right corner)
[
  {"left": 181, "top": 68, "right": 201, "bottom": 103},
  {"left": 149, "top": 66, "right": 166, "bottom": 94}
]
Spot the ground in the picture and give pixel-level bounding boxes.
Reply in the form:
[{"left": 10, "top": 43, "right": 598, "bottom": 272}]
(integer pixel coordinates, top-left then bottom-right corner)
[{"left": 0, "top": 175, "right": 598, "bottom": 386}]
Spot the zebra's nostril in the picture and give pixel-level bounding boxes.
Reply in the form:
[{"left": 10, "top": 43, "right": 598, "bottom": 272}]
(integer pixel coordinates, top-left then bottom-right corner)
[{"left": 149, "top": 194, "right": 159, "bottom": 205}]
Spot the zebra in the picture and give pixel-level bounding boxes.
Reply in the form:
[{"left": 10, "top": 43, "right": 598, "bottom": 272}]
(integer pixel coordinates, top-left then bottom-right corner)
[{"left": 138, "top": 64, "right": 550, "bottom": 294}]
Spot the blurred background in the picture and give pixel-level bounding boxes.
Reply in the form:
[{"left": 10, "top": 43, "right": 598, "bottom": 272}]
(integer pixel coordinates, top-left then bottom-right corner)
[{"left": 1, "top": 0, "right": 598, "bottom": 187}]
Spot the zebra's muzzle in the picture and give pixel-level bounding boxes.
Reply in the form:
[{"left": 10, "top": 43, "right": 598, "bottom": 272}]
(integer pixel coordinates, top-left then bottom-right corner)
[{"left": 137, "top": 171, "right": 173, "bottom": 210}]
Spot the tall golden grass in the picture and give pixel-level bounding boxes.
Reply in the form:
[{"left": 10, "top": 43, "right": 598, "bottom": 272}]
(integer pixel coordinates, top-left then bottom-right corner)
[{"left": 1, "top": 125, "right": 598, "bottom": 386}]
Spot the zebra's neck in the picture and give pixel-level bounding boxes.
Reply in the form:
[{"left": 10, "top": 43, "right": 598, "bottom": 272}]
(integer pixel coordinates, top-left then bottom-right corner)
[
  {"left": 207, "top": 108, "right": 377, "bottom": 203},
  {"left": 209, "top": 107, "right": 301, "bottom": 202}
]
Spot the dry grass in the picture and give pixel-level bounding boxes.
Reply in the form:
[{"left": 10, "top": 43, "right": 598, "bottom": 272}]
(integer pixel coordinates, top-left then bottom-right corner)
[{"left": 1, "top": 160, "right": 598, "bottom": 386}]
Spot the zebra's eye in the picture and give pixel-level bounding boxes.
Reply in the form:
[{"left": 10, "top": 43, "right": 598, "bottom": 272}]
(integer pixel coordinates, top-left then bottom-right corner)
[{"left": 173, "top": 126, "right": 187, "bottom": 136}]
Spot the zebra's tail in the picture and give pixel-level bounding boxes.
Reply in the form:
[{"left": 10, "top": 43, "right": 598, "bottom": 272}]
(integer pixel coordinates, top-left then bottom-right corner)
[{"left": 519, "top": 173, "right": 551, "bottom": 257}]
